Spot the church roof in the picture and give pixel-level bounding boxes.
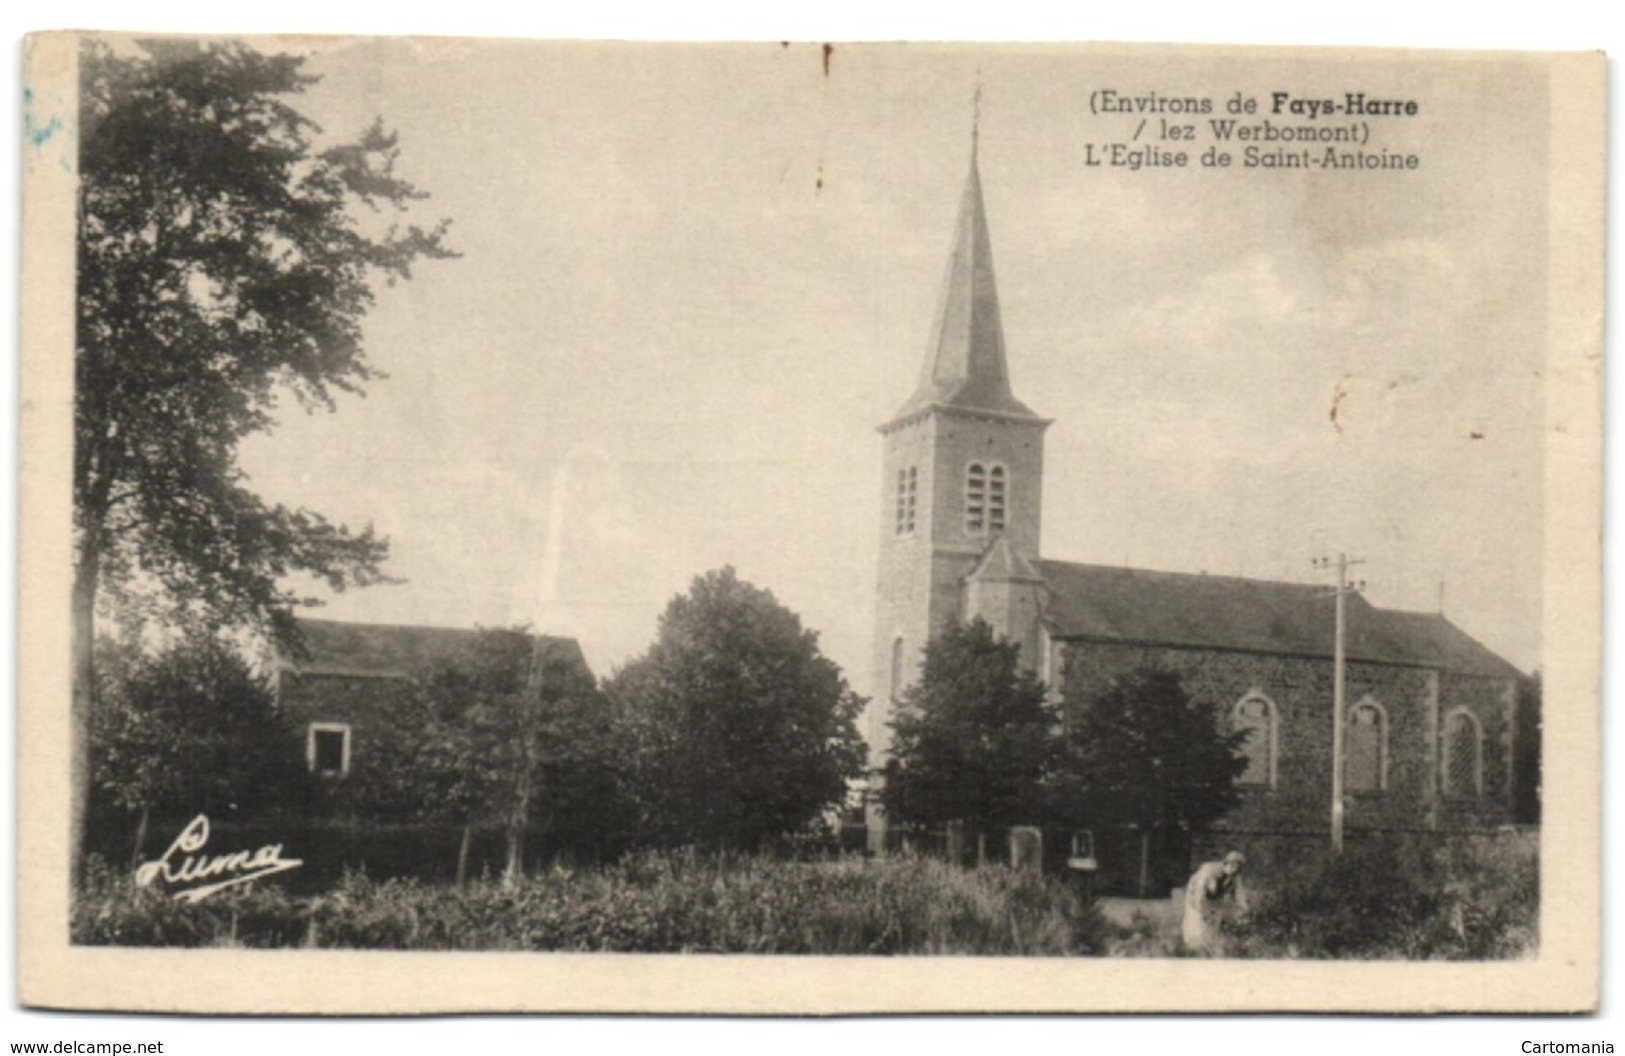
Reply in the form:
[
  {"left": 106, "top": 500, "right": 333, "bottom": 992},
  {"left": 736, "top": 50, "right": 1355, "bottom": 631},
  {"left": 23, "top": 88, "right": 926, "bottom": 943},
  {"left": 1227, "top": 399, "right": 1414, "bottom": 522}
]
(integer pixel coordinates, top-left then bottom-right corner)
[
  {"left": 1036, "top": 561, "right": 1522, "bottom": 678},
  {"left": 967, "top": 535, "right": 1044, "bottom": 583},
  {"left": 886, "top": 143, "right": 1045, "bottom": 428},
  {"left": 1370, "top": 609, "right": 1526, "bottom": 681},
  {"left": 279, "top": 617, "right": 590, "bottom": 681}
]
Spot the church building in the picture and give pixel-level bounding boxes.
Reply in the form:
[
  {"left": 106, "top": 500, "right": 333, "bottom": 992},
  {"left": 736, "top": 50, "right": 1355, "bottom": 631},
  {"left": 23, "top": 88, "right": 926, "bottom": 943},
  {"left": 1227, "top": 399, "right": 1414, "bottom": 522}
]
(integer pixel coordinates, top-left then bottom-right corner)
[{"left": 868, "top": 137, "right": 1527, "bottom": 867}]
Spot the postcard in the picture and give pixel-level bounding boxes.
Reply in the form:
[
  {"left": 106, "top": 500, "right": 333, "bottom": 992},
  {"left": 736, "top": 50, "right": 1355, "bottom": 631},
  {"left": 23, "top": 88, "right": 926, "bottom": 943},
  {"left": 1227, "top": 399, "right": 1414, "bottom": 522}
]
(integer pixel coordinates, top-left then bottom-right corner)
[{"left": 18, "top": 31, "right": 1603, "bottom": 1013}]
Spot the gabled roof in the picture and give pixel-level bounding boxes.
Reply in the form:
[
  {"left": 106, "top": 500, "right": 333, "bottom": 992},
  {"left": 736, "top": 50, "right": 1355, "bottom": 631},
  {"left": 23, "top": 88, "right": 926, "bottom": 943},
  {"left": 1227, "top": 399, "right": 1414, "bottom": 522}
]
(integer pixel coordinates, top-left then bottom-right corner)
[
  {"left": 1036, "top": 561, "right": 1522, "bottom": 679},
  {"left": 967, "top": 535, "right": 1044, "bottom": 583},
  {"left": 886, "top": 144, "right": 1045, "bottom": 428},
  {"left": 1370, "top": 609, "right": 1526, "bottom": 681},
  {"left": 280, "top": 617, "right": 590, "bottom": 681}
]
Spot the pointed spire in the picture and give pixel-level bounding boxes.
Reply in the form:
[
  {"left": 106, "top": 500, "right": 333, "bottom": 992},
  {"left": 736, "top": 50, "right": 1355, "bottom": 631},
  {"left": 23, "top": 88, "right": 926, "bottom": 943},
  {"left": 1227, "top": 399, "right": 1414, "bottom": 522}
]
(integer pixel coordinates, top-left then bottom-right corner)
[
  {"left": 887, "top": 112, "right": 1042, "bottom": 427},
  {"left": 971, "top": 77, "right": 982, "bottom": 160}
]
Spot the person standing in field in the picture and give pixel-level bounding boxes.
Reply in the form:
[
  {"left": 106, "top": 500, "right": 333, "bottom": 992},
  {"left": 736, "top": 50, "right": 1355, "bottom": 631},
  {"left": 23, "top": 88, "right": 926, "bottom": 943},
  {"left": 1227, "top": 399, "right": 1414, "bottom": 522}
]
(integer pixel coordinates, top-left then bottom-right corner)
[{"left": 1181, "top": 850, "right": 1249, "bottom": 955}]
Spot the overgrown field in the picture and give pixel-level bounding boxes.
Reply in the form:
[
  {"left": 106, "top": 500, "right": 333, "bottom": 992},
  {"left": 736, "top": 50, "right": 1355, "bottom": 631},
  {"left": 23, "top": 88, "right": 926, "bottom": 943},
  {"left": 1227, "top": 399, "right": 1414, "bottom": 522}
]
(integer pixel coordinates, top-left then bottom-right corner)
[
  {"left": 73, "top": 832, "right": 1537, "bottom": 958},
  {"left": 1234, "top": 831, "right": 1539, "bottom": 959},
  {"left": 1098, "top": 831, "right": 1540, "bottom": 960},
  {"left": 73, "top": 850, "right": 1106, "bottom": 955}
]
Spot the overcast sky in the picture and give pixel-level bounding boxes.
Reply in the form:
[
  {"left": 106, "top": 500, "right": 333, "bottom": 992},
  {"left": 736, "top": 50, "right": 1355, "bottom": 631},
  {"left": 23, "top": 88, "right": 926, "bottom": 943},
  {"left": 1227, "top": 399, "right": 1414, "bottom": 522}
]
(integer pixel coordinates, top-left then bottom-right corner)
[{"left": 235, "top": 40, "right": 1549, "bottom": 687}]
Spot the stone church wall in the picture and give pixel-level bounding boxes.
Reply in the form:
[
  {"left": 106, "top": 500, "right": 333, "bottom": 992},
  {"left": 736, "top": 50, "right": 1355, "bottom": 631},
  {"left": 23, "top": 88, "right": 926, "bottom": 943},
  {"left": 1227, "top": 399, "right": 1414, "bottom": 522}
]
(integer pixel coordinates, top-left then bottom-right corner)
[
  {"left": 1435, "top": 670, "right": 1518, "bottom": 829},
  {"left": 1056, "top": 639, "right": 1514, "bottom": 839}
]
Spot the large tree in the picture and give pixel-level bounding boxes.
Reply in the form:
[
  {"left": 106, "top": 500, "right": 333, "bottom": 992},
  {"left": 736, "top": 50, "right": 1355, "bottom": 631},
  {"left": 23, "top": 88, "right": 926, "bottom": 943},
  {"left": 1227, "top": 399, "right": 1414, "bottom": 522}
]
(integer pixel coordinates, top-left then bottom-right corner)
[
  {"left": 89, "top": 633, "right": 309, "bottom": 866},
  {"left": 71, "top": 40, "right": 453, "bottom": 880},
  {"left": 1513, "top": 671, "right": 1541, "bottom": 825},
  {"left": 405, "top": 629, "right": 626, "bottom": 884},
  {"left": 1052, "top": 664, "right": 1248, "bottom": 892},
  {"left": 606, "top": 567, "right": 867, "bottom": 851},
  {"left": 881, "top": 618, "right": 1057, "bottom": 835}
]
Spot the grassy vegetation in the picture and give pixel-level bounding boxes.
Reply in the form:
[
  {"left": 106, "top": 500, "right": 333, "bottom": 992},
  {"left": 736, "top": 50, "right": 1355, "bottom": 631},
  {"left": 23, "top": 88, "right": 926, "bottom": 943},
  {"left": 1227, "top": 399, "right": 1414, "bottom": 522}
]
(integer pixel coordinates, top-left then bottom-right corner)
[
  {"left": 72, "top": 833, "right": 1536, "bottom": 959},
  {"left": 72, "top": 850, "right": 1105, "bottom": 955},
  {"left": 1082, "top": 831, "right": 1538, "bottom": 960},
  {"left": 1230, "top": 831, "right": 1539, "bottom": 960}
]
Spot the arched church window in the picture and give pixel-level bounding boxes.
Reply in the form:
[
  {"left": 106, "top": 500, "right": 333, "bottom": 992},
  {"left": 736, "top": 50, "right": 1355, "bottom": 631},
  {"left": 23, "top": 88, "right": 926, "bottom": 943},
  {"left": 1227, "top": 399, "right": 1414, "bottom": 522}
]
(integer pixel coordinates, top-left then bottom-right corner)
[
  {"left": 965, "top": 463, "right": 987, "bottom": 533},
  {"left": 1233, "top": 694, "right": 1277, "bottom": 788},
  {"left": 1346, "top": 698, "right": 1388, "bottom": 792},
  {"left": 1443, "top": 708, "right": 1483, "bottom": 798},
  {"left": 895, "top": 466, "right": 917, "bottom": 535},
  {"left": 965, "top": 462, "right": 1007, "bottom": 535},
  {"left": 988, "top": 465, "right": 1007, "bottom": 533}
]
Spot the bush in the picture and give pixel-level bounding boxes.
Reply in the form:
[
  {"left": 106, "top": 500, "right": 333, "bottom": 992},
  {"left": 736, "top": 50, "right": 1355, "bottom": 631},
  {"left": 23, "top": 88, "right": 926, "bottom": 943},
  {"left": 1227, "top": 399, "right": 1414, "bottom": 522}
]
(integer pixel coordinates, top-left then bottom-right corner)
[
  {"left": 1236, "top": 832, "right": 1537, "bottom": 959},
  {"left": 72, "top": 857, "right": 312, "bottom": 948},
  {"left": 72, "top": 850, "right": 1105, "bottom": 955}
]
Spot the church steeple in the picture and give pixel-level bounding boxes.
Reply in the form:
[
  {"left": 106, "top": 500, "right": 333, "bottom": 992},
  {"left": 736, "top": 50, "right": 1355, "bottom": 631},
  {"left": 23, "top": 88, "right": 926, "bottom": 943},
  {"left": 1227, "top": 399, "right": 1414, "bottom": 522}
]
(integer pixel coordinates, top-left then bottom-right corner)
[
  {"left": 867, "top": 121, "right": 1053, "bottom": 811},
  {"left": 887, "top": 135, "right": 1042, "bottom": 426}
]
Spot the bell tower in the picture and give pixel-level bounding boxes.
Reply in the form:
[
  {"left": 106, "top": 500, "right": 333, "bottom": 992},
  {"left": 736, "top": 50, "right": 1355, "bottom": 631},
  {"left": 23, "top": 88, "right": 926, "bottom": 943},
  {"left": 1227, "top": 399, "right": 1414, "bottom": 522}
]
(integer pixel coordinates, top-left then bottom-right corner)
[{"left": 868, "top": 132, "right": 1051, "bottom": 768}]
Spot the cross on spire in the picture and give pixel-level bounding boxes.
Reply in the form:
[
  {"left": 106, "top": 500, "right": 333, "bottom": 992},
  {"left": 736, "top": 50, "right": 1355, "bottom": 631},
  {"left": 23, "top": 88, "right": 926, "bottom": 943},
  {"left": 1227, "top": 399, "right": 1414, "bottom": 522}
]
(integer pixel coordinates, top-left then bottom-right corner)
[
  {"left": 971, "top": 73, "right": 983, "bottom": 158},
  {"left": 883, "top": 82, "right": 1045, "bottom": 429}
]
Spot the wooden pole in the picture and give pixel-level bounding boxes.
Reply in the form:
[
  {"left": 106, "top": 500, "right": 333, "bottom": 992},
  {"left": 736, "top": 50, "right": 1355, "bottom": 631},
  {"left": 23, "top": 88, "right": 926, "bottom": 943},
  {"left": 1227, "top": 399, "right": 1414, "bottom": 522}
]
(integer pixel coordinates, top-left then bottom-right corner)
[{"left": 456, "top": 822, "right": 472, "bottom": 886}]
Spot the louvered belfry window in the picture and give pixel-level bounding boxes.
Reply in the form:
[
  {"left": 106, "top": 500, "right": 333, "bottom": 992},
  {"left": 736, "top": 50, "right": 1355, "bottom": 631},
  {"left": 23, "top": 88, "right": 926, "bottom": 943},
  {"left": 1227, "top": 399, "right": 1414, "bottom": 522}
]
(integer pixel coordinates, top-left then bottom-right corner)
[
  {"left": 895, "top": 466, "right": 917, "bottom": 535},
  {"left": 966, "top": 463, "right": 1006, "bottom": 535},
  {"left": 966, "top": 463, "right": 987, "bottom": 533}
]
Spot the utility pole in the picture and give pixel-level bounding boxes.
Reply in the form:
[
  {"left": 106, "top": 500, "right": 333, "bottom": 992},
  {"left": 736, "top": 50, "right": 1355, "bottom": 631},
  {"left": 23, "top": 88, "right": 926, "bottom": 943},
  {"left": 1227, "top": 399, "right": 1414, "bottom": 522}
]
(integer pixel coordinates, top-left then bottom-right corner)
[{"left": 1313, "top": 552, "right": 1365, "bottom": 854}]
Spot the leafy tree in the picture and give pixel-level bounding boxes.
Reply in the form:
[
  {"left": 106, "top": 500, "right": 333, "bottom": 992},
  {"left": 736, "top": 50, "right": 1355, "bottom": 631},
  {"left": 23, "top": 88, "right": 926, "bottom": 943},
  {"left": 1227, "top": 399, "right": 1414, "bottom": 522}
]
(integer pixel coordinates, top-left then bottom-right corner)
[
  {"left": 89, "top": 633, "right": 309, "bottom": 864},
  {"left": 881, "top": 619, "right": 1057, "bottom": 834},
  {"left": 71, "top": 39, "right": 455, "bottom": 880},
  {"left": 404, "top": 629, "right": 625, "bottom": 883},
  {"left": 1513, "top": 671, "right": 1541, "bottom": 824},
  {"left": 1051, "top": 664, "right": 1248, "bottom": 892},
  {"left": 607, "top": 567, "right": 867, "bottom": 851}
]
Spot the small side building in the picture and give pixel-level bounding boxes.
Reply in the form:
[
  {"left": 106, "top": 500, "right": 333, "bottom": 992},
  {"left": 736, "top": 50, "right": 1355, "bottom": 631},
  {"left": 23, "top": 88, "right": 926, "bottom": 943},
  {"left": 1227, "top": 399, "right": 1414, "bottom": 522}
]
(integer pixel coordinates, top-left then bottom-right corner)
[{"left": 272, "top": 617, "right": 592, "bottom": 789}]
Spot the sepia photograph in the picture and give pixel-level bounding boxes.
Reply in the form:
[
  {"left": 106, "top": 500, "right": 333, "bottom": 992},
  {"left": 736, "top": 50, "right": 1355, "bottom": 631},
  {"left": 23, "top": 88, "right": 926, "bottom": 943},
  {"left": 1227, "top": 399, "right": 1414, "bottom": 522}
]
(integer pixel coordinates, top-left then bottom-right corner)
[{"left": 15, "top": 24, "right": 1603, "bottom": 1017}]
